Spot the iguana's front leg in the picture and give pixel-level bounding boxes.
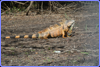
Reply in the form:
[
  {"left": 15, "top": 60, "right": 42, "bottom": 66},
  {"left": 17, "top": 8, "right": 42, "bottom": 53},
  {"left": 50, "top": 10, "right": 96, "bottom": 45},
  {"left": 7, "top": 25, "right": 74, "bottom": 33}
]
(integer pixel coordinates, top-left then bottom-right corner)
[
  {"left": 43, "top": 37, "right": 48, "bottom": 39},
  {"left": 67, "top": 30, "right": 72, "bottom": 37},
  {"left": 62, "top": 30, "right": 66, "bottom": 38}
]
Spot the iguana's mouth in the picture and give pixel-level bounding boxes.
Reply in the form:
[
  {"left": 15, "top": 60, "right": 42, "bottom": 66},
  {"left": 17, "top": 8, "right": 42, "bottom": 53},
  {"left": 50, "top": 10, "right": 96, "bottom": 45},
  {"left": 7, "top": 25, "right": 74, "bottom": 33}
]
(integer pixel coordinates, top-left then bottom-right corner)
[{"left": 69, "top": 22, "right": 75, "bottom": 31}]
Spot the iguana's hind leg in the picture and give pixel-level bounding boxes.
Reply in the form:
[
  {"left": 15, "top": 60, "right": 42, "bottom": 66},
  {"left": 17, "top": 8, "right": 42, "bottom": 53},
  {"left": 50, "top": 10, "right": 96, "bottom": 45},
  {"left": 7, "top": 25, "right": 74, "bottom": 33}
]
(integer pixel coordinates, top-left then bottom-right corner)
[
  {"left": 40, "top": 32, "right": 50, "bottom": 39},
  {"left": 42, "top": 35, "right": 48, "bottom": 39},
  {"left": 40, "top": 37, "right": 48, "bottom": 39},
  {"left": 43, "top": 37, "right": 48, "bottom": 39}
]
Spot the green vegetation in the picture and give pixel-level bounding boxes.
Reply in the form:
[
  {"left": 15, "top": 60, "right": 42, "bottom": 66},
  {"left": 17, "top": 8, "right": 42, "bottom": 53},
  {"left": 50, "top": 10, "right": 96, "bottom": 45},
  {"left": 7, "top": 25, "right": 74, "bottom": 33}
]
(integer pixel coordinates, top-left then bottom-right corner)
[
  {"left": 4, "top": 54, "right": 7, "bottom": 57},
  {"left": 12, "top": 52, "right": 15, "bottom": 55},
  {"left": 81, "top": 51, "right": 89, "bottom": 55},
  {"left": 25, "top": 52, "right": 28, "bottom": 55},
  {"left": 43, "top": 60, "right": 46, "bottom": 62},
  {"left": 78, "top": 57, "right": 80, "bottom": 59},
  {"left": 11, "top": 47, "right": 14, "bottom": 50},
  {"left": 48, "top": 47, "right": 51, "bottom": 50},
  {"left": 48, "top": 59, "right": 51, "bottom": 62},
  {"left": 1, "top": 62, "right": 4, "bottom": 65},
  {"left": 47, "top": 57, "right": 51, "bottom": 62},
  {"left": 11, "top": 7, "right": 24, "bottom": 12},
  {"left": 73, "top": 60, "right": 78, "bottom": 64},
  {"left": 31, "top": 49, "right": 35, "bottom": 52},
  {"left": 43, "top": 57, "right": 51, "bottom": 62},
  {"left": 95, "top": 24, "right": 99, "bottom": 29},
  {"left": 65, "top": 13, "right": 70, "bottom": 20}
]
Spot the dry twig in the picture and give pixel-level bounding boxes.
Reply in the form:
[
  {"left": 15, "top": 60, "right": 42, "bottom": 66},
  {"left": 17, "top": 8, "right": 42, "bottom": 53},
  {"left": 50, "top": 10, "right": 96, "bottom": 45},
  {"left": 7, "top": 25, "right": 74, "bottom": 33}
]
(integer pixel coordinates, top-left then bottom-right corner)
[
  {"left": 13, "top": 1, "right": 29, "bottom": 5},
  {"left": 26, "top": 1, "right": 34, "bottom": 15}
]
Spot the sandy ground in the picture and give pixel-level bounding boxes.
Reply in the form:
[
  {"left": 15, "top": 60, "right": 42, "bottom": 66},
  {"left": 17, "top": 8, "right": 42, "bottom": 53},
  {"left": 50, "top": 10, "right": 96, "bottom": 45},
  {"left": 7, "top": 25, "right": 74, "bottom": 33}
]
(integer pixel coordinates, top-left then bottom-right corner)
[{"left": 1, "top": 3, "right": 99, "bottom": 66}]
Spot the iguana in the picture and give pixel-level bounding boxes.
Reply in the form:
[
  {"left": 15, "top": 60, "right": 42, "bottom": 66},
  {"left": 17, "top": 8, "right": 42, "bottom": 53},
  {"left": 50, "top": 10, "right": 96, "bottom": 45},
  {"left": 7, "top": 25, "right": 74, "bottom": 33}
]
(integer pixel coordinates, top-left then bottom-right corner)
[{"left": 1, "top": 19, "right": 75, "bottom": 39}]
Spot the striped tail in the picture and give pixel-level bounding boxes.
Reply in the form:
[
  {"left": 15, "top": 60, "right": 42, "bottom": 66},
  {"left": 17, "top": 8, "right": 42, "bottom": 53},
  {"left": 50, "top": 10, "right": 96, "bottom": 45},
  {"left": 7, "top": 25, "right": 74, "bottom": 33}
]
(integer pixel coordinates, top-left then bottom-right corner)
[{"left": 1, "top": 34, "right": 39, "bottom": 39}]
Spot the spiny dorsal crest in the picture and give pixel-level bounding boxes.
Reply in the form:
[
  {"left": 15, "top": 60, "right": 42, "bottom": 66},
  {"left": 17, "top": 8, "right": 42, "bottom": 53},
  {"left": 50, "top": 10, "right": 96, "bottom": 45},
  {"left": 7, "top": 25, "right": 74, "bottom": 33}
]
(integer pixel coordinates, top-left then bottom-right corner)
[{"left": 59, "top": 19, "right": 66, "bottom": 25}]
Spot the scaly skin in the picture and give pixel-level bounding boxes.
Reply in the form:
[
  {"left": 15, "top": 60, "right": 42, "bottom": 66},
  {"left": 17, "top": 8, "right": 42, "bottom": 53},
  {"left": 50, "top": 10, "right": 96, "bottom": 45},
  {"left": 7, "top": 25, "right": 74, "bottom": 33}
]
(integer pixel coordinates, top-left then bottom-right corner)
[{"left": 1, "top": 19, "right": 75, "bottom": 39}]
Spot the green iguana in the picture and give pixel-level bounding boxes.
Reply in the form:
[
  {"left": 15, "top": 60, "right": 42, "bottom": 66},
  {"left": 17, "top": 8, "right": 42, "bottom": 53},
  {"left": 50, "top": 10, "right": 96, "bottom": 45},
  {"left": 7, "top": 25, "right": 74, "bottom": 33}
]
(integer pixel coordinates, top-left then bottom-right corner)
[{"left": 1, "top": 19, "right": 75, "bottom": 39}]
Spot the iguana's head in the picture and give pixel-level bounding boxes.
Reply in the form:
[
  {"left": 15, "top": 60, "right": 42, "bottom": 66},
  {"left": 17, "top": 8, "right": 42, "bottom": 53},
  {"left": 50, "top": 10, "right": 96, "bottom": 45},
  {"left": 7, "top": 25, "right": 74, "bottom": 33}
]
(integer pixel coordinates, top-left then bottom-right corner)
[
  {"left": 65, "top": 20, "right": 75, "bottom": 27},
  {"left": 65, "top": 20, "right": 75, "bottom": 37},
  {"left": 64, "top": 20, "right": 75, "bottom": 31}
]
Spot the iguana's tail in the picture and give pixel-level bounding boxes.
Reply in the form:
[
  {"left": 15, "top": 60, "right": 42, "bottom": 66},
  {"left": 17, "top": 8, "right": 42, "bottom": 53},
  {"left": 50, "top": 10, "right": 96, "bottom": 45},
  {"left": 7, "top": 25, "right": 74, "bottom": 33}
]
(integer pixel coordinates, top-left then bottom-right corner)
[
  {"left": 1, "top": 34, "right": 39, "bottom": 39},
  {"left": 2, "top": 32, "right": 50, "bottom": 39}
]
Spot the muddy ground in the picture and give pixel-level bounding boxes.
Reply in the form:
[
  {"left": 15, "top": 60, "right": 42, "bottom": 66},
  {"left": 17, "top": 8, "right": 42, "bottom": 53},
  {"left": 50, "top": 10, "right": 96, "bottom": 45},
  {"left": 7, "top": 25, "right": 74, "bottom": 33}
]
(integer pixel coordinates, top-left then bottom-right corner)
[{"left": 1, "top": 3, "right": 99, "bottom": 66}]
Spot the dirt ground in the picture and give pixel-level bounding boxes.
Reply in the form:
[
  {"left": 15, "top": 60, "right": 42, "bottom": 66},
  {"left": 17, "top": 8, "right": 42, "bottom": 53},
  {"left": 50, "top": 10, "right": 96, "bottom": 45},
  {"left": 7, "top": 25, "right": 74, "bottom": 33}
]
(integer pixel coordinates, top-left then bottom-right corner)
[{"left": 1, "top": 2, "right": 99, "bottom": 66}]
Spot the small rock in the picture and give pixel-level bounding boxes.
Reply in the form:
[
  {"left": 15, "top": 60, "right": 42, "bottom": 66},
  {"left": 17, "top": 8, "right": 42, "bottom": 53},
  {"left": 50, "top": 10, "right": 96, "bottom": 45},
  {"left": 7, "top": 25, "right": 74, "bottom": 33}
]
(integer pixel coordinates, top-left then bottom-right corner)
[{"left": 54, "top": 51, "right": 61, "bottom": 53}]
